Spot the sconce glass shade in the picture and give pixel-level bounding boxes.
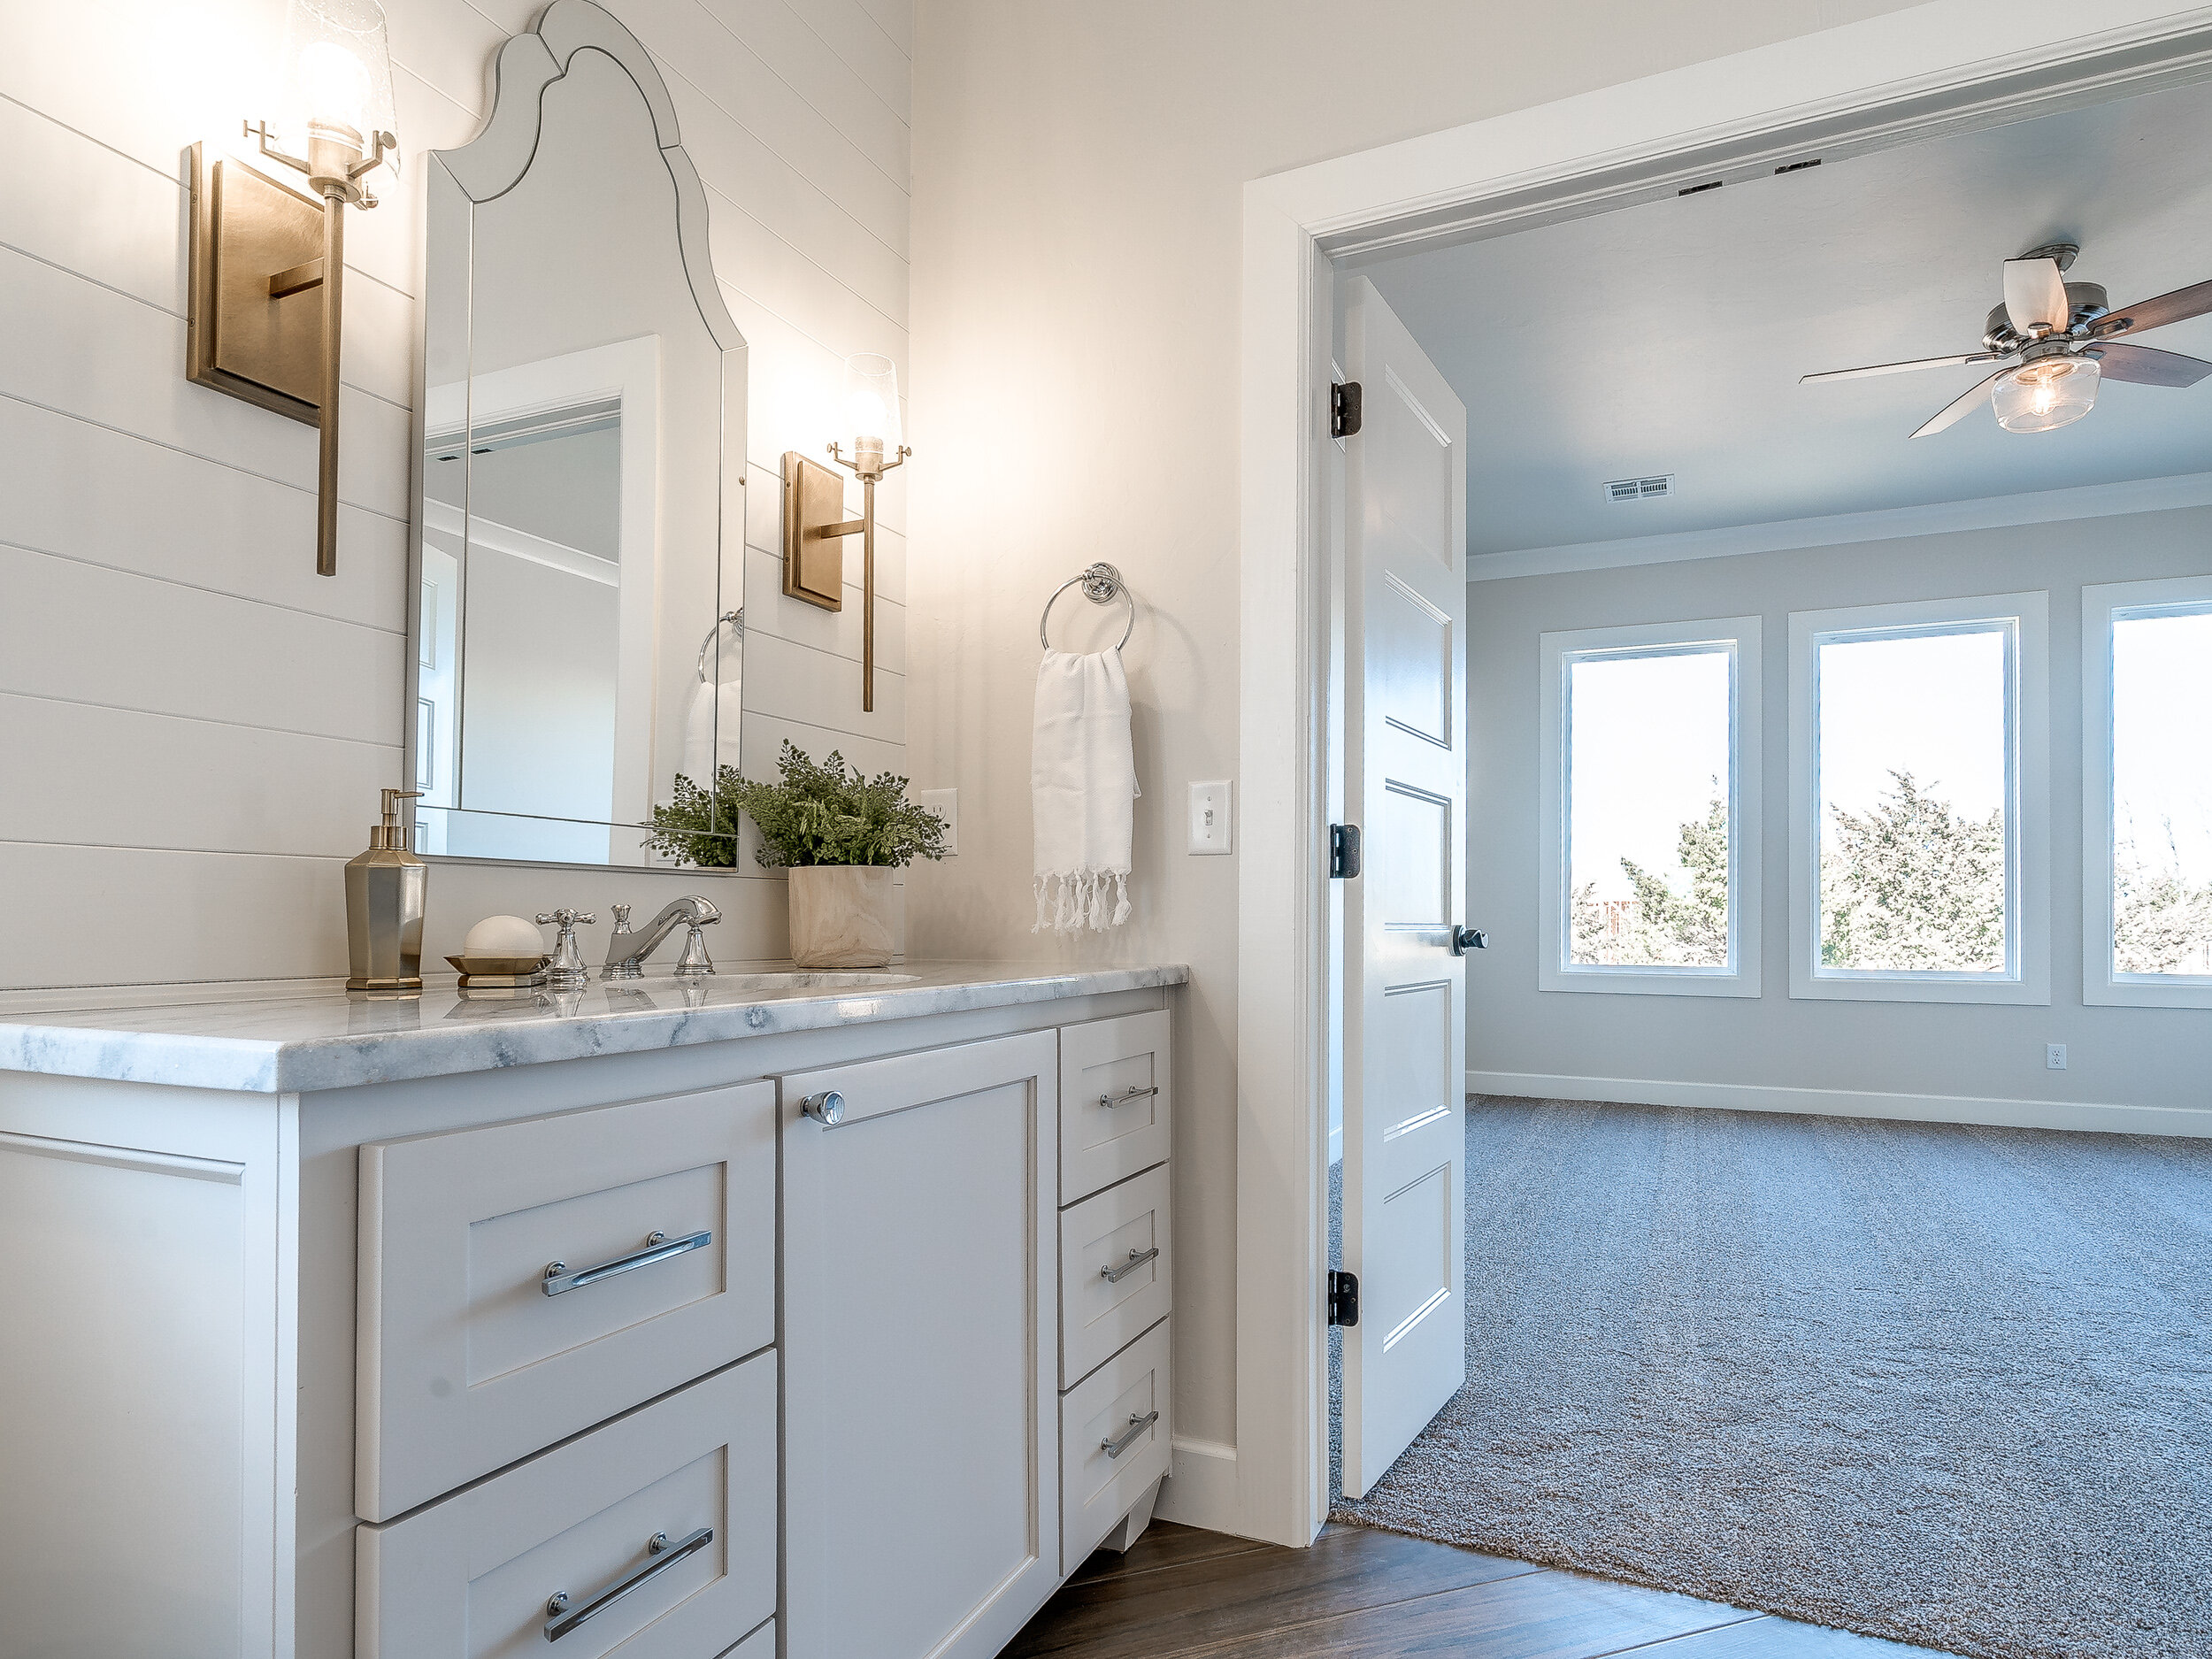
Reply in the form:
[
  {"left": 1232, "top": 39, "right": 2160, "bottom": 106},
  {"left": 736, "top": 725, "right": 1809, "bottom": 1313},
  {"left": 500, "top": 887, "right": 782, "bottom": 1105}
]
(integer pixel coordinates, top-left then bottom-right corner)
[
  {"left": 278, "top": 0, "right": 400, "bottom": 173},
  {"left": 1992, "top": 353, "right": 2097, "bottom": 433},
  {"left": 842, "top": 353, "right": 902, "bottom": 450}
]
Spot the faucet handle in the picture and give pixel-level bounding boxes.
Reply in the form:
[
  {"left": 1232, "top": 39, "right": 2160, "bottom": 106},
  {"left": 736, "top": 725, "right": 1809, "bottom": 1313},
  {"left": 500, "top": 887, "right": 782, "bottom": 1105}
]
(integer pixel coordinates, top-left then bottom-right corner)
[
  {"left": 535, "top": 910, "right": 595, "bottom": 989},
  {"left": 611, "top": 903, "right": 633, "bottom": 933}
]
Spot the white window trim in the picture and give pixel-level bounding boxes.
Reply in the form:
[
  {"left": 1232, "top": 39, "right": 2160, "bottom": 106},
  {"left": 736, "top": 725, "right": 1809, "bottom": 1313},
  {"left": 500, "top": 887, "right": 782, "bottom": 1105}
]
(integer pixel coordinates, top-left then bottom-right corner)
[
  {"left": 1539, "top": 616, "right": 1762, "bottom": 998},
  {"left": 2082, "top": 575, "right": 2212, "bottom": 1010},
  {"left": 1788, "top": 591, "right": 2048, "bottom": 1006}
]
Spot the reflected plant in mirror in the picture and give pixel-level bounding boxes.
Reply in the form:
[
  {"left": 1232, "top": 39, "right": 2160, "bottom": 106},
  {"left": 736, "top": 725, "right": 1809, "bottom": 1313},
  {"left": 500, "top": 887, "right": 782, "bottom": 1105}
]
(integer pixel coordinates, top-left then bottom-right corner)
[
  {"left": 648, "top": 743, "right": 949, "bottom": 872},
  {"left": 408, "top": 1, "right": 746, "bottom": 869}
]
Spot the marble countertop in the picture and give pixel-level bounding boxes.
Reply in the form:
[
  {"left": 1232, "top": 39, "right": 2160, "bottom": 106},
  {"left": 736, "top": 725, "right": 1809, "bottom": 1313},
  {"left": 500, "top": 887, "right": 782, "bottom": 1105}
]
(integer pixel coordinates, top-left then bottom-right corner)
[{"left": 0, "top": 960, "right": 1189, "bottom": 1094}]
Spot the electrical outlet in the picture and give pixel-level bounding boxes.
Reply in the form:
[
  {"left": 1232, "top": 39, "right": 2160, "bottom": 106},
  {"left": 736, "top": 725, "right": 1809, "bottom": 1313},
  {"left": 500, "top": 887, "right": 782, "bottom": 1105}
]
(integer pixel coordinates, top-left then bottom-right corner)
[
  {"left": 914, "top": 788, "right": 957, "bottom": 855},
  {"left": 2046, "top": 1043, "right": 2068, "bottom": 1071},
  {"left": 1188, "top": 780, "right": 1233, "bottom": 855}
]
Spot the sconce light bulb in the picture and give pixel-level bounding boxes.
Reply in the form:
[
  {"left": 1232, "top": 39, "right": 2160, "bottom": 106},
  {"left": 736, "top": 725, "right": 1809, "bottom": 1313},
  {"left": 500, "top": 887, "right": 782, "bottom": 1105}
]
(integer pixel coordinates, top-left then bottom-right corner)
[
  {"left": 846, "top": 387, "right": 891, "bottom": 444},
  {"left": 840, "top": 351, "right": 902, "bottom": 451},
  {"left": 297, "top": 40, "right": 373, "bottom": 142}
]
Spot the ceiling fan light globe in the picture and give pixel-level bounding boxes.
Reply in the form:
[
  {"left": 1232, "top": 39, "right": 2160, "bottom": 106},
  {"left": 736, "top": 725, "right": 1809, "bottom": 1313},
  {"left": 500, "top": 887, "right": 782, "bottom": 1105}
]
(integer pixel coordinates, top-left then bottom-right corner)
[{"left": 1993, "top": 355, "right": 2099, "bottom": 433}]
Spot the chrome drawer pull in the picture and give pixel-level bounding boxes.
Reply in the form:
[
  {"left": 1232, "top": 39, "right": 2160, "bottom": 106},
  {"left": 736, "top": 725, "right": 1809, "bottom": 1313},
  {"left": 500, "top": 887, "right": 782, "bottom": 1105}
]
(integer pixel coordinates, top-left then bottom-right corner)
[
  {"left": 1098, "top": 1084, "right": 1159, "bottom": 1110},
  {"left": 543, "top": 1526, "right": 713, "bottom": 1642},
  {"left": 1101, "top": 1245, "right": 1160, "bottom": 1285},
  {"left": 541, "top": 1229, "right": 712, "bottom": 1296},
  {"left": 1102, "top": 1410, "right": 1160, "bottom": 1460}
]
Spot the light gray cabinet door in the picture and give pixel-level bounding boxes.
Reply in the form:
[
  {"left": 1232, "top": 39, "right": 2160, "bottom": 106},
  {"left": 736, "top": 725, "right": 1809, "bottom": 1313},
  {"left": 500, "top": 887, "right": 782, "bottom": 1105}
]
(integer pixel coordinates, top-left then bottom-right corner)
[{"left": 780, "top": 1032, "right": 1060, "bottom": 1659}]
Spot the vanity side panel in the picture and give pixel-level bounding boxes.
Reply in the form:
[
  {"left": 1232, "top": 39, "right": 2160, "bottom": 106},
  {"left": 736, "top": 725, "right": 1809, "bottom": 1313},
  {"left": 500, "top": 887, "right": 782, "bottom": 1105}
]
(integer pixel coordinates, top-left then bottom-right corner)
[{"left": 0, "top": 1072, "right": 286, "bottom": 1659}]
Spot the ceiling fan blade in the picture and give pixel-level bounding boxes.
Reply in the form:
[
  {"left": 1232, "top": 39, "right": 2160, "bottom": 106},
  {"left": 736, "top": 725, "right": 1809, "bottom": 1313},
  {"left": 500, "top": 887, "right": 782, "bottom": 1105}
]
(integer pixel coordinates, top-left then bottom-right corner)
[
  {"left": 2096, "top": 278, "right": 2212, "bottom": 339},
  {"left": 1801, "top": 353, "right": 1996, "bottom": 383},
  {"left": 2089, "top": 341, "right": 2212, "bottom": 388},
  {"left": 1909, "top": 370, "right": 2006, "bottom": 438},
  {"left": 2003, "top": 257, "right": 2070, "bottom": 335}
]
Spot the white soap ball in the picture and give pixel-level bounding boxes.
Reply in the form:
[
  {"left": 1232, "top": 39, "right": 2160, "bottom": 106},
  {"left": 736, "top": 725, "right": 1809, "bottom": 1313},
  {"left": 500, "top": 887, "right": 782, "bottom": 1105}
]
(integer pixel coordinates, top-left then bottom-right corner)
[{"left": 464, "top": 914, "right": 545, "bottom": 959}]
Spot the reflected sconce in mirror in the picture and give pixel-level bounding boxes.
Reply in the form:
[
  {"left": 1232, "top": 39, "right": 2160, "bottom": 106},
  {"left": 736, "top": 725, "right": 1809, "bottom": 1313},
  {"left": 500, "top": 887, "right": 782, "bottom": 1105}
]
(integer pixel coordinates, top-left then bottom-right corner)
[
  {"left": 781, "top": 354, "right": 910, "bottom": 711},
  {"left": 187, "top": 0, "right": 399, "bottom": 577}
]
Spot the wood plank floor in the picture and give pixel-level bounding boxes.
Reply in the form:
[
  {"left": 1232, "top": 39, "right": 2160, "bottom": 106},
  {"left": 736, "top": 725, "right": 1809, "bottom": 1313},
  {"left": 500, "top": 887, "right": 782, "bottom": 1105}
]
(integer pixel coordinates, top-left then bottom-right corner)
[{"left": 1005, "top": 1521, "right": 1958, "bottom": 1659}]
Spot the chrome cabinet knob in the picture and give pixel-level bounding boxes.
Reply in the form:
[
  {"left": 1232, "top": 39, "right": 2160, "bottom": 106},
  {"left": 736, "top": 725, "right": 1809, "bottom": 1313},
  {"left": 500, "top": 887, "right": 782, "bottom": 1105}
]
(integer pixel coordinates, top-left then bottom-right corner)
[{"left": 801, "top": 1089, "right": 845, "bottom": 1125}]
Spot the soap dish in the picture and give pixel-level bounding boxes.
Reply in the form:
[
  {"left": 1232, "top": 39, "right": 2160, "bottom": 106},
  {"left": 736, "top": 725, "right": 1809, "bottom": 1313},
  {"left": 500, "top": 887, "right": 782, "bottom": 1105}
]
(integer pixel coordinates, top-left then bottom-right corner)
[{"left": 446, "top": 954, "right": 552, "bottom": 988}]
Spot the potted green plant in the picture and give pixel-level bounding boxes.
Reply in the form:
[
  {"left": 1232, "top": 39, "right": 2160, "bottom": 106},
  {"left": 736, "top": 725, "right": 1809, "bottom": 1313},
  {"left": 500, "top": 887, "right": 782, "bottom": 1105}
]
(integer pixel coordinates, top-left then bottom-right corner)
[{"left": 649, "top": 742, "right": 948, "bottom": 967}]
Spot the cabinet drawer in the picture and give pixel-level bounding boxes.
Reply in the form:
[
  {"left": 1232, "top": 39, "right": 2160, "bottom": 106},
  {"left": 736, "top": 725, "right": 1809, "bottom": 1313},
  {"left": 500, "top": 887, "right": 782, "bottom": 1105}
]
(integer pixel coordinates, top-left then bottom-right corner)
[
  {"left": 1059, "top": 1164, "right": 1171, "bottom": 1388},
  {"left": 358, "top": 1355, "right": 775, "bottom": 1659},
  {"left": 358, "top": 1081, "right": 774, "bottom": 1520},
  {"left": 1061, "top": 1318, "right": 1171, "bottom": 1576},
  {"left": 1060, "top": 1010, "right": 1171, "bottom": 1205}
]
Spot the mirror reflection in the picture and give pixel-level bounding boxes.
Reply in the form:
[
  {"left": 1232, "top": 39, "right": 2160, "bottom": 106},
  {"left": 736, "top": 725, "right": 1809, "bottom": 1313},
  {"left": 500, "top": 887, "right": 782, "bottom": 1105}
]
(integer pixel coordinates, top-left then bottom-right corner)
[{"left": 410, "top": 8, "right": 745, "bottom": 867}]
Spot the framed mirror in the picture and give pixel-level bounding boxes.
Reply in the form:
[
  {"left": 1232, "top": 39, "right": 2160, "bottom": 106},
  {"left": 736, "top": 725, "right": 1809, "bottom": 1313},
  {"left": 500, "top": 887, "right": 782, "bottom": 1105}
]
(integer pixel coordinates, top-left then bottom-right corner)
[{"left": 407, "top": 0, "right": 745, "bottom": 869}]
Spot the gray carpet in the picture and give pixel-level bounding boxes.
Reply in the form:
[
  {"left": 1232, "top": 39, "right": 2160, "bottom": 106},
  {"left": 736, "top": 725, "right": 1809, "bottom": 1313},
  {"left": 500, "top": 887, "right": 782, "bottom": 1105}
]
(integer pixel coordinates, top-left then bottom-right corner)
[{"left": 1330, "top": 1097, "right": 2212, "bottom": 1659}]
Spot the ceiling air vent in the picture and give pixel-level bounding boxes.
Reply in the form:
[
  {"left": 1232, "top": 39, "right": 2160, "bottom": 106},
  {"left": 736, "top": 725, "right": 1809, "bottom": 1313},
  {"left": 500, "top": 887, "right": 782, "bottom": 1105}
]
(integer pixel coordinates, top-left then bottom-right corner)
[{"left": 1605, "top": 474, "right": 1676, "bottom": 503}]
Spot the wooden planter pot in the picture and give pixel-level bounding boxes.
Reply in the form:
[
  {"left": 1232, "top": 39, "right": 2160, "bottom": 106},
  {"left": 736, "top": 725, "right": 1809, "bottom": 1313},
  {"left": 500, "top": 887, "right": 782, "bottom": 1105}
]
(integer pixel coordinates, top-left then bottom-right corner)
[{"left": 787, "top": 865, "right": 897, "bottom": 968}]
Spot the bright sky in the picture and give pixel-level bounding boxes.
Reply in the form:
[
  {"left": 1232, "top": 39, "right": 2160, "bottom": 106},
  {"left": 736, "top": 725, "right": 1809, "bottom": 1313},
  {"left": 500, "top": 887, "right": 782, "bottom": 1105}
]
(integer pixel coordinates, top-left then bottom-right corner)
[
  {"left": 1568, "top": 648, "right": 1731, "bottom": 902},
  {"left": 2114, "top": 606, "right": 2212, "bottom": 879},
  {"left": 1566, "top": 613, "right": 2212, "bottom": 909},
  {"left": 1816, "top": 626, "right": 2008, "bottom": 840}
]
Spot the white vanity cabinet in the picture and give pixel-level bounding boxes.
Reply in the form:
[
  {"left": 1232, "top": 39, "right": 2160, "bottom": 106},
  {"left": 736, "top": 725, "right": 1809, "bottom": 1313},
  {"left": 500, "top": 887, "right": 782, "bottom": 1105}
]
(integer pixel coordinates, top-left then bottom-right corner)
[{"left": 0, "top": 963, "right": 1184, "bottom": 1659}]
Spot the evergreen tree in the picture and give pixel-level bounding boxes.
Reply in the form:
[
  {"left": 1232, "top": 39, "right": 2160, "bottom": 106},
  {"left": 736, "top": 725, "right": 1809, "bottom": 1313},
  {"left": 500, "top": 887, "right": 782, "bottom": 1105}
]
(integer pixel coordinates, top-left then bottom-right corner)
[
  {"left": 1618, "top": 787, "right": 1730, "bottom": 967},
  {"left": 1820, "top": 770, "right": 2004, "bottom": 971},
  {"left": 2113, "top": 861, "right": 2212, "bottom": 973}
]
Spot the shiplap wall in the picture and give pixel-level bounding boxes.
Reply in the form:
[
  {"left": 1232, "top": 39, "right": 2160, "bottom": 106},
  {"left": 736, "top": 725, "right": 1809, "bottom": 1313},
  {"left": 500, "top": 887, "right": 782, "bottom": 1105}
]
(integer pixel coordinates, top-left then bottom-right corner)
[{"left": 0, "top": 0, "right": 911, "bottom": 989}]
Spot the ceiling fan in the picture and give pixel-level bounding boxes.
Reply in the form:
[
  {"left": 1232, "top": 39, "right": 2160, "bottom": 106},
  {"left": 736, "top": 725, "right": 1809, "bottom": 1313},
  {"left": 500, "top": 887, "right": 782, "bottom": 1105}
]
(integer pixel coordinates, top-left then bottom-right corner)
[{"left": 1802, "top": 242, "right": 2212, "bottom": 437}]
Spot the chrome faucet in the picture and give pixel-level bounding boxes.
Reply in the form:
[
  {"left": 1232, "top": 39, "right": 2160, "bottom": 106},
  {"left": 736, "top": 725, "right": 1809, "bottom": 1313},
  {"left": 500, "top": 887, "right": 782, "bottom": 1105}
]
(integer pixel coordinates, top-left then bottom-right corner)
[{"left": 603, "top": 896, "right": 720, "bottom": 979}]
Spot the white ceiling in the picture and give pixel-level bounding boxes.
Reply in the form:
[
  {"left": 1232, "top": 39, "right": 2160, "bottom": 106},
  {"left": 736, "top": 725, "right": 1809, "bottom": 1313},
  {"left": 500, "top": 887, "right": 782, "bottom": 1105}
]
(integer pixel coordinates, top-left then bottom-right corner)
[{"left": 1367, "top": 77, "right": 2212, "bottom": 558}]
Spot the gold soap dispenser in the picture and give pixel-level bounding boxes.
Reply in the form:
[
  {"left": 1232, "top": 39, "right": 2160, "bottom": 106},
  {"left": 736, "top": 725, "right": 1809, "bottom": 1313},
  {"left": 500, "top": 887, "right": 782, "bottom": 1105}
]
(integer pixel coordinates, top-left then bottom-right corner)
[{"left": 347, "top": 788, "right": 427, "bottom": 992}]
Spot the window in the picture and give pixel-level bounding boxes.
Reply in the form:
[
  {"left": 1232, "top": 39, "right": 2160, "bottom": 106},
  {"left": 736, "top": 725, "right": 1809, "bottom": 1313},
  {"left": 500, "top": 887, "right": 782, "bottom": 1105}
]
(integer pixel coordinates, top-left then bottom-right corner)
[
  {"left": 2084, "top": 577, "right": 2212, "bottom": 1009},
  {"left": 1540, "top": 618, "right": 1761, "bottom": 996},
  {"left": 1789, "top": 593, "right": 2047, "bottom": 1004}
]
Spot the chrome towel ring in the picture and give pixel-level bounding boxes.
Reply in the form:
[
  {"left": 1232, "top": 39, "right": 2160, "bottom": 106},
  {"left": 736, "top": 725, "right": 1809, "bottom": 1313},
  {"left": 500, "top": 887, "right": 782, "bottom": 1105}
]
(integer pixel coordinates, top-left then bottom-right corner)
[
  {"left": 1040, "top": 562, "right": 1135, "bottom": 651},
  {"left": 695, "top": 610, "right": 742, "bottom": 682}
]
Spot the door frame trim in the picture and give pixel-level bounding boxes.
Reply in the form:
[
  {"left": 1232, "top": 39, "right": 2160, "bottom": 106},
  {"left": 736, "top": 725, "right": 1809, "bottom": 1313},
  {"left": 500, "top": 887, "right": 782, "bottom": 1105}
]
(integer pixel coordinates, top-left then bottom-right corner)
[{"left": 1233, "top": 0, "right": 2212, "bottom": 1548}]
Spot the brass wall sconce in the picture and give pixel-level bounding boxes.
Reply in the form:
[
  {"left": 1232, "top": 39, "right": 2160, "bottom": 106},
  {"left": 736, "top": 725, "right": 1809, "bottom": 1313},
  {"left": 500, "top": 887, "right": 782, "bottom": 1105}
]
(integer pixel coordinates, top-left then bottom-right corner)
[
  {"left": 187, "top": 0, "right": 400, "bottom": 578},
  {"left": 781, "top": 354, "right": 910, "bottom": 711}
]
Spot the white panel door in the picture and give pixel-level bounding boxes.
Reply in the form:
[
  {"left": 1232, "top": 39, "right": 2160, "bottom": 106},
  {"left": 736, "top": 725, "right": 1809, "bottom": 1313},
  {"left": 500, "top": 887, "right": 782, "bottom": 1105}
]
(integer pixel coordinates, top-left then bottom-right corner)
[
  {"left": 1340, "top": 274, "right": 1469, "bottom": 1500},
  {"left": 780, "top": 1032, "right": 1060, "bottom": 1659}
]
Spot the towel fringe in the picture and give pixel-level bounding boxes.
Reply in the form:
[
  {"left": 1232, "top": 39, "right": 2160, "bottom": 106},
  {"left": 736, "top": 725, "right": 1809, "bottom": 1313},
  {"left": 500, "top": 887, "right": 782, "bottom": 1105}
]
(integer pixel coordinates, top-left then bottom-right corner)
[{"left": 1033, "top": 869, "right": 1133, "bottom": 935}]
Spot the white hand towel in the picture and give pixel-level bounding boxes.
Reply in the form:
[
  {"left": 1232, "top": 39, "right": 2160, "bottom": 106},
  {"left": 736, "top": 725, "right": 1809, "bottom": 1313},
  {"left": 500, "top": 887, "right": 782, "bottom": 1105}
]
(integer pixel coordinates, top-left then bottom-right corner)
[
  {"left": 680, "top": 674, "right": 743, "bottom": 792},
  {"left": 1033, "top": 649, "right": 1137, "bottom": 933}
]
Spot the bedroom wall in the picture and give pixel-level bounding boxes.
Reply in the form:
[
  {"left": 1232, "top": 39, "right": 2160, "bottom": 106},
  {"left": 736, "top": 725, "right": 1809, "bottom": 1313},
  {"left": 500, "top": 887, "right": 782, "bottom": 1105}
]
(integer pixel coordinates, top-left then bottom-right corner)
[
  {"left": 1464, "top": 503, "right": 2212, "bottom": 1127},
  {"left": 902, "top": 0, "right": 1926, "bottom": 1494},
  {"left": 0, "top": 0, "right": 913, "bottom": 987}
]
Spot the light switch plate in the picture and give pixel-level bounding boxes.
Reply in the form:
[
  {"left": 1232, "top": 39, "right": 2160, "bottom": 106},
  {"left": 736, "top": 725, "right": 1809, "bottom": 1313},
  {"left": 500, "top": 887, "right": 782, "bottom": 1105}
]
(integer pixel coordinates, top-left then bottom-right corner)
[
  {"left": 1188, "top": 780, "right": 1233, "bottom": 855},
  {"left": 915, "top": 788, "right": 957, "bottom": 855}
]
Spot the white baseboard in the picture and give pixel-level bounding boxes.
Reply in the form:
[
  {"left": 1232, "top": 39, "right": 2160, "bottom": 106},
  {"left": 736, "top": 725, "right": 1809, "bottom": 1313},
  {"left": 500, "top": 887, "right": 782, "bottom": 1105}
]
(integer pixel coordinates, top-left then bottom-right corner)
[
  {"left": 1151, "top": 1436, "right": 1239, "bottom": 1533},
  {"left": 1466, "top": 1071, "right": 2212, "bottom": 1139}
]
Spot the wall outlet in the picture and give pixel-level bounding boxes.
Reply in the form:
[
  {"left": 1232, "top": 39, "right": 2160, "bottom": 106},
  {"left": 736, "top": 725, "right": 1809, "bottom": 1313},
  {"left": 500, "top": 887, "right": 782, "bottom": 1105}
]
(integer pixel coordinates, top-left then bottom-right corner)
[
  {"left": 1188, "top": 780, "right": 1233, "bottom": 855},
  {"left": 915, "top": 788, "right": 957, "bottom": 855},
  {"left": 2046, "top": 1043, "right": 2068, "bottom": 1071}
]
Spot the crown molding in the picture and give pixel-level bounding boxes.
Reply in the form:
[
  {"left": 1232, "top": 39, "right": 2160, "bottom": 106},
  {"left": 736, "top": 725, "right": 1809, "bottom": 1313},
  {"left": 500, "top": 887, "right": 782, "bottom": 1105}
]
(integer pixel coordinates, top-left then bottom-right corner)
[{"left": 1469, "top": 471, "right": 2212, "bottom": 581}]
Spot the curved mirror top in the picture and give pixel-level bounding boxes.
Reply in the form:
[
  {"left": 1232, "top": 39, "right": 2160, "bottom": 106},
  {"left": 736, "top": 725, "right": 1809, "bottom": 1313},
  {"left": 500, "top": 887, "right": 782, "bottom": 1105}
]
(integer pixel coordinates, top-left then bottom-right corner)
[{"left": 411, "top": 1, "right": 746, "bottom": 870}]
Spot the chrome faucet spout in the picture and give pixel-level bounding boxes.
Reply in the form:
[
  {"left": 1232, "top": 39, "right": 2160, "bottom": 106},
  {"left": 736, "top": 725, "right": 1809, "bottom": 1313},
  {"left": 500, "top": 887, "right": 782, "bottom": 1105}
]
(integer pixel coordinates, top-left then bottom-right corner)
[{"left": 602, "top": 896, "right": 720, "bottom": 977}]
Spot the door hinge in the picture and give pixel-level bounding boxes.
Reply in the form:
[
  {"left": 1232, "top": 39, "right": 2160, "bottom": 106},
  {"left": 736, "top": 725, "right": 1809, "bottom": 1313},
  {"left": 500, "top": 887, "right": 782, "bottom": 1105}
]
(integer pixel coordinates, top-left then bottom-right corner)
[
  {"left": 1329, "top": 823, "right": 1362, "bottom": 879},
  {"left": 1328, "top": 1270, "right": 1360, "bottom": 1327},
  {"left": 1332, "top": 380, "right": 1363, "bottom": 439}
]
